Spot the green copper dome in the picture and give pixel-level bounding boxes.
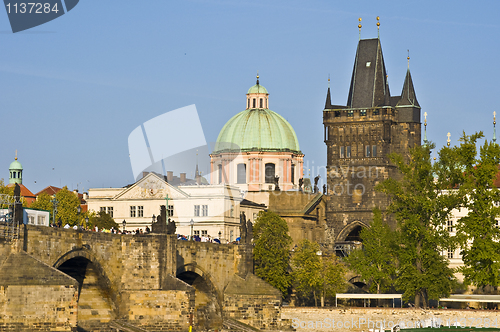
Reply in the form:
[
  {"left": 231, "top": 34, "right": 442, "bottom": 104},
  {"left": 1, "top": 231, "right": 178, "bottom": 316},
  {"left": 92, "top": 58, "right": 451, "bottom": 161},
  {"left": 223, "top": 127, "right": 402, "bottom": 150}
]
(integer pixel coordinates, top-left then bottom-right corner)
[
  {"left": 213, "top": 108, "right": 301, "bottom": 154},
  {"left": 9, "top": 159, "right": 22, "bottom": 170},
  {"left": 247, "top": 84, "right": 268, "bottom": 94}
]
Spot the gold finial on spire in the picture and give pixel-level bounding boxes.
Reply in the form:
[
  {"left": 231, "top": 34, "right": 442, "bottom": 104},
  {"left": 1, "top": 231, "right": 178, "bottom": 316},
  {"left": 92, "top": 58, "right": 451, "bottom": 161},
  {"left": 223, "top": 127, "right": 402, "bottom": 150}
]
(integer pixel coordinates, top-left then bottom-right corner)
[
  {"left": 256, "top": 70, "right": 259, "bottom": 85},
  {"left": 407, "top": 49, "right": 410, "bottom": 69},
  {"left": 377, "top": 16, "right": 380, "bottom": 38},
  {"left": 447, "top": 132, "right": 451, "bottom": 147},
  {"left": 328, "top": 74, "right": 330, "bottom": 88},
  {"left": 358, "top": 17, "right": 362, "bottom": 40},
  {"left": 424, "top": 112, "right": 427, "bottom": 126},
  {"left": 494, "top": 111, "right": 497, "bottom": 125},
  {"left": 15, "top": 150, "right": 17, "bottom": 161}
]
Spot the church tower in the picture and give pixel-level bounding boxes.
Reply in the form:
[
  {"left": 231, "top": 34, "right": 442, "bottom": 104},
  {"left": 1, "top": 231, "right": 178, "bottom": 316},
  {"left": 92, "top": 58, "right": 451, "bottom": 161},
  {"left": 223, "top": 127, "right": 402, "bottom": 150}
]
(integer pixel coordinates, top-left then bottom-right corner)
[
  {"left": 9, "top": 151, "right": 23, "bottom": 185},
  {"left": 323, "top": 33, "right": 421, "bottom": 248}
]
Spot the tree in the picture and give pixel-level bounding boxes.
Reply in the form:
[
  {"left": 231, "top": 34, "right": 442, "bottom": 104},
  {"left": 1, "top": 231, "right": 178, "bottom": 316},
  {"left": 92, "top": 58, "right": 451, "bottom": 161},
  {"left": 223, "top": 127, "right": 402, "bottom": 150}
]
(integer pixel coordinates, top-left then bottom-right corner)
[
  {"left": 89, "top": 211, "right": 119, "bottom": 230},
  {"left": 253, "top": 211, "right": 293, "bottom": 298},
  {"left": 345, "top": 209, "right": 395, "bottom": 294},
  {"left": 453, "top": 132, "right": 500, "bottom": 289},
  {"left": 376, "top": 143, "right": 460, "bottom": 308},
  {"left": 30, "top": 192, "right": 54, "bottom": 221},
  {"left": 0, "top": 179, "right": 14, "bottom": 209},
  {"left": 292, "top": 239, "right": 347, "bottom": 307},
  {"left": 54, "top": 186, "right": 81, "bottom": 226}
]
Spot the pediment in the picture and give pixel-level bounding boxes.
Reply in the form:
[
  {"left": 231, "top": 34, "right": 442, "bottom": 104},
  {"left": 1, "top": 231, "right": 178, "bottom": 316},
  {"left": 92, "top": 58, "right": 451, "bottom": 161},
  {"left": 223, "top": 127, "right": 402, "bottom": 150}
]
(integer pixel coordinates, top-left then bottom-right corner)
[{"left": 114, "top": 173, "right": 188, "bottom": 200}]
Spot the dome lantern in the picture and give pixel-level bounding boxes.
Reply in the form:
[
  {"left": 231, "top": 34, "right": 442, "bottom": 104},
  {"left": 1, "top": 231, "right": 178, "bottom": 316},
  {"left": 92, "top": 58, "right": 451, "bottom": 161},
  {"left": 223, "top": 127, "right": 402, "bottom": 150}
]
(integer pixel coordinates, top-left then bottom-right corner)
[{"left": 246, "top": 73, "right": 269, "bottom": 110}]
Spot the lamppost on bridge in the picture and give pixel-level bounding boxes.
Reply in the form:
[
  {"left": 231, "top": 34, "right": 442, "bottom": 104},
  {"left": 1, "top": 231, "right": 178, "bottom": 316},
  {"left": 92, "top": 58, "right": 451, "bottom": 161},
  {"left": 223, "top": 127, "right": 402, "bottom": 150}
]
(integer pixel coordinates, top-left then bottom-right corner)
[
  {"left": 190, "top": 219, "right": 194, "bottom": 241},
  {"left": 122, "top": 220, "right": 126, "bottom": 233},
  {"left": 77, "top": 205, "right": 81, "bottom": 228},
  {"left": 85, "top": 216, "right": 89, "bottom": 230},
  {"left": 52, "top": 198, "right": 58, "bottom": 227}
]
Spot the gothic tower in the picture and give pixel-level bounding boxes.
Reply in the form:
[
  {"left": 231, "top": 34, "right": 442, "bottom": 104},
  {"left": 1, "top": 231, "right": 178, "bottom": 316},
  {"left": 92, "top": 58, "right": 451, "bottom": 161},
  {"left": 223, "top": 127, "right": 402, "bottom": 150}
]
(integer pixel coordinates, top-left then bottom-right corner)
[{"left": 323, "top": 37, "right": 421, "bottom": 249}]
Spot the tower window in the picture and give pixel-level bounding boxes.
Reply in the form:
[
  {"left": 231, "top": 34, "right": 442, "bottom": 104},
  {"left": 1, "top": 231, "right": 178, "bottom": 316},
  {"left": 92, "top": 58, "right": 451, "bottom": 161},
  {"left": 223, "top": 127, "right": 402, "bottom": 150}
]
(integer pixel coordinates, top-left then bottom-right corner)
[
  {"left": 237, "top": 163, "right": 246, "bottom": 184},
  {"left": 372, "top": 145, "right": 377, "bottom": 157},
  {"left": 346, "top": 146, "right": 351, "bottom": 158},
  {"left": 365, "top": 145, "right": 371, "bottom": 157},
  {"left": 247, "top": 99, "right": 250, "bottom": 109},
  {"left": 253, "top": 98, "right": 256, "bottom": 108},
  {"left": 260, "top": 98, "right": 263, "bottom": 108},
  {"left": 265, "top": 163, "right": 275, "bottom": 183},
  {"left": 340, "top": 146, "right": 345, "bottom": 158},
  {"left": 447, "top": 249, "right": 454, "bottom": 259},
  {"left": 360, "top": 109, "right": 367, "bottom": 116},
  {"left": 266, "top": 99, "right": 268, "bottom": 108},
  {"left": 291, "top": 164, "right": 295, "bottom": 184},
  {"left": 218, "top": 164, "right": 222, "bottom": 184},
  {"left": 373, "top": 109, "right": 380, "bottom": 115},
  {"left": 347, "top": 110, "right": 354, "bottom": 117}
]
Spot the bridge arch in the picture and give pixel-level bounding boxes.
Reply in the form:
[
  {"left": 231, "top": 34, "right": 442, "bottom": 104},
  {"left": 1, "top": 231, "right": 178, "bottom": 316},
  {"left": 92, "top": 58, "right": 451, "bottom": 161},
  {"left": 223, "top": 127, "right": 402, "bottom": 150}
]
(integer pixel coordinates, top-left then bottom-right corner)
[
  {"left": 176, "top": 263, "right": 222, "bottom": 330},
  {"left": 336, "top": 220, "right": 368, "bottom": 242},
  {"left": 53, "top": 248, "right": 117, "bottom": 324}
]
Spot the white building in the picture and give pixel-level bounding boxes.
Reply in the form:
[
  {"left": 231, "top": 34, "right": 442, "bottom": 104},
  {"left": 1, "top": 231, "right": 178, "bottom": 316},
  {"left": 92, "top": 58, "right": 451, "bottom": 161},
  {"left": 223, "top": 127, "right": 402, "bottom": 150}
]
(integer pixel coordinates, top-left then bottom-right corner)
[
  {"left": 0, "top": 208, "right": 50, "bottom": 226},
  {"left": 87, "top": 172, "right": 265, "bottom": 241}
]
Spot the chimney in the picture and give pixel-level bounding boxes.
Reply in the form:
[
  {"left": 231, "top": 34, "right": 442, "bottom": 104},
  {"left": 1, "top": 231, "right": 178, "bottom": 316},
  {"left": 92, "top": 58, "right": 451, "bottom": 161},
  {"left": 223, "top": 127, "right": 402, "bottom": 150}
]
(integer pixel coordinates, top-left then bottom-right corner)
[
  {"left": 180, "top": 173, "right": 186, "bottom": 183},
  {"left": 142, "top": 171, "right": 149, "bottom": 178},
  {"left": 167, "top": 171, "right": 173, "bottom": 182}
]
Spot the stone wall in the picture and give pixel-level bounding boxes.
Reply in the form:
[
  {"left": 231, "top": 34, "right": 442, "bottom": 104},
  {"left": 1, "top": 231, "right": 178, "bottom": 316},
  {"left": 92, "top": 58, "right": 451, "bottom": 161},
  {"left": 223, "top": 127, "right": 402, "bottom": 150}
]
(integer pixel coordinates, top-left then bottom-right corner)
[{"left": 282, "top": 307, "right": 500, "bottom": 332}]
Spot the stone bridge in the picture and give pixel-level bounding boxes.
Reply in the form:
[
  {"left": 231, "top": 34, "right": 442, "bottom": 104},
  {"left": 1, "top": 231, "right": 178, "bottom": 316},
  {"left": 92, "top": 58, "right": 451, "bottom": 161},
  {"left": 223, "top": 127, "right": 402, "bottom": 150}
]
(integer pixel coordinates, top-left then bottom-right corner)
[{"left": 0, "top": 224, "right": 283, "bottom": 331}]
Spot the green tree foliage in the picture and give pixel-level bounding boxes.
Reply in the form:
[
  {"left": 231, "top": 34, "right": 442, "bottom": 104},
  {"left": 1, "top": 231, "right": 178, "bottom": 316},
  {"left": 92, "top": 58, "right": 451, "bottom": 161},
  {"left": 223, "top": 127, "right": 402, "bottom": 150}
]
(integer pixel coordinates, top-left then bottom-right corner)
[
  {"left": 0, "top": 179, "right": 14, "bottom": 209},
  {"left": 253, "top": 211, "right": 292, "bottom": 298},
  {"left": 453, "top": 132, "right": 500, "bottom": 288},
  {"left": 54, "top": 186, "right": 81, "bottom": 226},
  {"left": 30, "top": 192, "right": 54, "bottom": 221},
  {"left": 89, "top": 211, "right": 118, "bottom": 230},
  {"left": 292, "top": 239, "right": 347, "bottom": 306},
  {"left": 377, "top": 143, "right": 460, "bottom": 308},
  {"left": 345, "top": 209, "right": 395, "bottom": 294}
]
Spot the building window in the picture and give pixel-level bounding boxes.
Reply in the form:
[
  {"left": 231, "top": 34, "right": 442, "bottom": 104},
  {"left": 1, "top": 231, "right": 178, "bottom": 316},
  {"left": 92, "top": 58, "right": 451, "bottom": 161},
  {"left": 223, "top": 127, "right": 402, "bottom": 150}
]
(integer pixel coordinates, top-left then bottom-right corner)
[
  {"left": 291, "top": 164, "right": 295, "bottom": 184},
  {"left": 253, "top": 98, "right": 256, "bottom": 108},
  {"left": 130, "top": 206, "right": 136, "bottom": 217},
  {"left": 340, "top": 146, "right": 345, "bottom": 158},
  {"left": 372, "top": 145, "right": 377, "bottom": 157},
  {"left": 447, "top": 220, "right": 454, "bottom": 232},
  {"left": 230, "top": 230, "right": 234, "bottom": 242},
  {"left": 447, "top": 249, "right": 454, "bottom": 259},
  {"left": 265, "top": 163, "right": 275, "bottom": 183},
  {"left": 230, "top": 205, "right": 234, "bottom": 218},
  {"left": 202, "top": 205, "right": 208, "bottom": 217},
  {"left": 168, "top": 205, "right": 174, "bottom": 217},
  {"left": 365, "top": 145, "right": 371, "bottom": 157},
  {"left": 373, "top": 109, "right": 380, "bottom": 115},
  {"left": 100, "top": 207, "right": 106, "bottom": 213},
  {"left": 237, "top": 163, "right": 246, "bottom": 184},
  {"left": 260, "top": 98, "right": 263, "bottom": 108},
  {"left": 107, "top": 207, "right": 113, "bottom": 218},
  {"left": 194, "top": 205, "right": 200, "bottom": 217},
  {"left": 347, "top": 110, "right": 354, "bottom": 117},
  {"left": 194, "top": 230, "right": 200, "bottom": 236},
  {"left": 360, "top": 109, "right": 367, "bottom": 116},
  {"left": 202, "top": 230, "right": 208, "bottom": 236},
  {"left": 266, "top": 99, "right": 268, "bottom": 108},
  {"left": 334, "top": 111, "right": 340, "bottom": 117},
  {"left": 247, "top": 99, "right": 250, "bottom": 109},
  {"left": 218, "top": 164, "right": 222, "bottom": 184},
  {"left": 137, "top": 206, "right": 143, "bottom": 217},
  {"left": 346, "top": 146, "right": 351, "bottom": 158}
]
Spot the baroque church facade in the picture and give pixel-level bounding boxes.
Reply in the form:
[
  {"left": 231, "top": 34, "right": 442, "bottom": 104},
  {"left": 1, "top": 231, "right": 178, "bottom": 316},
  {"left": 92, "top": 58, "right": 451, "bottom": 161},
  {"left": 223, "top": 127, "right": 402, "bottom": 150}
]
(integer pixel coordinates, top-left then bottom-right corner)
[{"left": 323, "top": 37, "right": 421, "bottom": 248}]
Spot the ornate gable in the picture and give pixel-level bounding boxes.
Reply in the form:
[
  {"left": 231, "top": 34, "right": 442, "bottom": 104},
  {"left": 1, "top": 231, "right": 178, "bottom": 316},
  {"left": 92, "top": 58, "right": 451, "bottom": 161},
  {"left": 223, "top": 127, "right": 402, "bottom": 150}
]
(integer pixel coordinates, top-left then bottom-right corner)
[{"left": 114, "top": 173, "right": 188, "bottom": 200}]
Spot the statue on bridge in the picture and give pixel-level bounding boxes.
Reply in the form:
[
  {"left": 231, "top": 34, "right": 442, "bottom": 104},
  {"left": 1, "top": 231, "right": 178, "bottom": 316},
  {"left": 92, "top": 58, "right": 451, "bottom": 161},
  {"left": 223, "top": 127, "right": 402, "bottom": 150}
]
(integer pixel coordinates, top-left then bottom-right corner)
[
  {"left": 151, "top": 205, "right": 168, "bottom": 234},
  {"left": 313, "top": 175, "right": 320, "bottom": 193},
  {"left": 167, "top": 218, "right": 176, "bottom": 235},
  {"left": 274, "top": 175, "right": 280, "bottom": 192},
  {"left": 298, "top": 177, "right": 303, "bottom": 192},
  {"left": 239, "top": 211, "right": 247, "bottom": 243}
]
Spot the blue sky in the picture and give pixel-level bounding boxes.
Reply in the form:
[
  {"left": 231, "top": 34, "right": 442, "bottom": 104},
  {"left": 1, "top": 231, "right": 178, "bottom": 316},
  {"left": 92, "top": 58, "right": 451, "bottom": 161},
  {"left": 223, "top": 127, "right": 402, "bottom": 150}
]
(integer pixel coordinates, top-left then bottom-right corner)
[{"left": 1, "top": 1, "right": 499, "bottom": 193}]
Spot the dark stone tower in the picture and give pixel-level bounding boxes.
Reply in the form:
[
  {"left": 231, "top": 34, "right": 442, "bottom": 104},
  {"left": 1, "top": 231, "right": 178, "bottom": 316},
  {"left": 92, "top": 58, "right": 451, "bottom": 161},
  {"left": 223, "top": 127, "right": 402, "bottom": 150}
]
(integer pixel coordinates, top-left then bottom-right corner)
[{"left": 323, "top": 38, "right": 421, "bottom": 250}]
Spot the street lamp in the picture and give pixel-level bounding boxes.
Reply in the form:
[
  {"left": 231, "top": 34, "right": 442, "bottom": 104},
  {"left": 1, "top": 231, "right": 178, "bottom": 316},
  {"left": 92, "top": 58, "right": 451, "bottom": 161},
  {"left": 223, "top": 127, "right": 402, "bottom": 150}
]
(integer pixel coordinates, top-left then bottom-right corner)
[
  {"left": 190, "top": 219, "right": 194, "bottom": 241},
  {"left": 85, "top": 216, "right": 89, "bottom": 230},
  {"left": 77, "top": 205, "right": 81, "bottom": 228},
  {"left": 122, "top": 220, "right": 126, "bottom": 233},
  {"left": 218, "top": 231, "right": 222, "bottom": 239}
]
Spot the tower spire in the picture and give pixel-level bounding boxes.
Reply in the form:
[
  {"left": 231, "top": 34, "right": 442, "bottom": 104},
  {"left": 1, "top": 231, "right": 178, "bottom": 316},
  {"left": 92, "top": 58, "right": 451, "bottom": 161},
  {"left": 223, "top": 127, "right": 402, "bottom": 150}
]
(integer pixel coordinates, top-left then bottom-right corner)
[
  {"left": 377, "top": 16, "right": 380, "bottom": 39},
  {"left": 325, "top": 76, "right": 332, "bottom": 109},
  {"left": 447, "top": 132, "right": 451, "bottom": 147},
  {"left": 493, "top": 111, "right": 497, "bottom": 143},
  {"left": 15, "top": 150, "right": 17, "bottom": 161},
  {"left": 358, "top": 18, "right": 362, "bottom": 40},
  {"left": 423, "top": 112, "right": 428, "bottom": 146}
]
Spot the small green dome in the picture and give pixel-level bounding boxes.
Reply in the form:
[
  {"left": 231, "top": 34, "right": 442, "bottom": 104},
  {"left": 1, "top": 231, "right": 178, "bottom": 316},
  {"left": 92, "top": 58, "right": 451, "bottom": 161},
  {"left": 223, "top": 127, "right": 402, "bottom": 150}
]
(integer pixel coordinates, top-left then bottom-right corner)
[
  {"left": 9, "top": 159, "right": 22, "bottom": 170},
  {"left": 213, "top": 108, "right": 300, "bottom": 154},
  {"left": 247, "top": 84, "right": 268, "bottom": 95}
]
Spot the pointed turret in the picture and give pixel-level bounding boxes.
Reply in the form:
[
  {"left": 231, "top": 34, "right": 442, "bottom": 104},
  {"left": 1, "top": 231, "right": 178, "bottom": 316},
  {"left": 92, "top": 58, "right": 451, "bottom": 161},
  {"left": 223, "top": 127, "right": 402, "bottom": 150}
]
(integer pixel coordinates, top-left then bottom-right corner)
[
  {"left": 347, "top": 38, "right": 391, "bottom": 108},
  {"left": 397, "top": 68, "right": 420, "bottom": 108},
  {"left": 325, "top": 78, "right": 332, "bottom": 109}
]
